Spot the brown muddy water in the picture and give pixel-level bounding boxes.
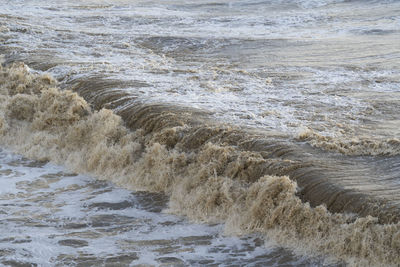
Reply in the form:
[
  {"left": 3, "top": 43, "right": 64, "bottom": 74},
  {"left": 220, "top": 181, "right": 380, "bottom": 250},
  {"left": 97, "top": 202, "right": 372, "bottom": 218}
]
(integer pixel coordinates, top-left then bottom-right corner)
[
  {"left": 0, "top": 149, "right": 322, "bottom": 266},
  {"left": 0, "top": 0, "right": 400, "bottom": 266}
]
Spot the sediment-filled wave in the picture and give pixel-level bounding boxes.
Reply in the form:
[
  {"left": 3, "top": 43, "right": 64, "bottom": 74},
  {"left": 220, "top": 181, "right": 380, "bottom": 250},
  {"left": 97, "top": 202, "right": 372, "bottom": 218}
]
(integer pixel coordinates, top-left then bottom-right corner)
[
  {"left": 298, "top": 128, "right": 400, "bottom": 157},
  {"left": 1, "top": 62, "right": 400, "bottom": 266}
]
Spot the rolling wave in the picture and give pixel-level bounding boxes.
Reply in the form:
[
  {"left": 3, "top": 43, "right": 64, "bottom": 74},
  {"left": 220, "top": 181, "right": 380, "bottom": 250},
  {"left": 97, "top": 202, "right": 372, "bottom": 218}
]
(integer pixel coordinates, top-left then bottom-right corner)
[{"left": 1, "top": 62, "right": 400, "bottom": 266}]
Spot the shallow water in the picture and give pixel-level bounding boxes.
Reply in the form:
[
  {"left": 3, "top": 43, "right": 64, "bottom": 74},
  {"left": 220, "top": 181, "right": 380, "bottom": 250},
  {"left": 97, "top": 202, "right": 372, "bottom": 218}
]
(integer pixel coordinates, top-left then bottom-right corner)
[{"left": 0, "top": 149, "right": 326, "bottom": 266}]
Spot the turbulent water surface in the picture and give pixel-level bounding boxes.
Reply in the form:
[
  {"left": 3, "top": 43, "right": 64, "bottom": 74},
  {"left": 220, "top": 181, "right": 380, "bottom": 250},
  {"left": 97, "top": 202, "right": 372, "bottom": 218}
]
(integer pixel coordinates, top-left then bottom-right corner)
[
  {"left": 0, "top": 0, "right": 400, "bottom": 266},
  {"left": 0, "top": 149, "right": 320, "bottom": 266}
]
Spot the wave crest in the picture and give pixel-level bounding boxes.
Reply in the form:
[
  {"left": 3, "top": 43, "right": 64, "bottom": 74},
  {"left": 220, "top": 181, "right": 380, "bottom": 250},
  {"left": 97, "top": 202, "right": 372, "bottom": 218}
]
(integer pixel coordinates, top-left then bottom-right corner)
[{"left": 1, "top": 63, "right": 400, "bottom": 266}]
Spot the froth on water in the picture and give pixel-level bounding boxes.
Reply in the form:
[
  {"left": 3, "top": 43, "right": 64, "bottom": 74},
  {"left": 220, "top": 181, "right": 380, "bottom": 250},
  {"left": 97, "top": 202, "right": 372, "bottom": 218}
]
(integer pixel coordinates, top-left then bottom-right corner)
[
  {"left": 0, "top": 0, "right": 400, "bottom": 266},
  {"left": 0, "top": 63, "right": 399, "bottom": 266},
  {"left": 0, "top": 149, "right": 322, "bottom": 266}
]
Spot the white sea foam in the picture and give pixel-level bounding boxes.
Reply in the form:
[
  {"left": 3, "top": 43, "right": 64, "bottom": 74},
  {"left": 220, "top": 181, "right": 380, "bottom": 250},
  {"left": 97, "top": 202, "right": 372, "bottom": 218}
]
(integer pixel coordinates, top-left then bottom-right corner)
[
  {"left": 0, "top": 0, "right": 400, "bottom": 265},
  {"left": 2, "top": 0, "right": 398, "bottom": 142}
]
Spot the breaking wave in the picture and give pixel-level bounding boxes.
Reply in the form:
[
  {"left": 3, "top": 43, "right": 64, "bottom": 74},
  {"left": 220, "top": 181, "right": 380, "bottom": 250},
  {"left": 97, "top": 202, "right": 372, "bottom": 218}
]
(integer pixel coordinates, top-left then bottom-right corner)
[
  {"left": 298, "top": 128, "right": 400, "bottom": 156},
  {"left": 1, "top": 62, "right": 400, "bottom": 266}
]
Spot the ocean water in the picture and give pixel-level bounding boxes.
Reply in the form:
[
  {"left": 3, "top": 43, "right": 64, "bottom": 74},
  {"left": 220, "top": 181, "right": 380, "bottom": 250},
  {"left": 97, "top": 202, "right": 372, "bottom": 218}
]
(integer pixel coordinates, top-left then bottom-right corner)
[
  {"left": 0, "top": 148, "right": 320, "bottom": 266},
  {"left": 0, "top": 0, "right": 399, "bottom": 266}
]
